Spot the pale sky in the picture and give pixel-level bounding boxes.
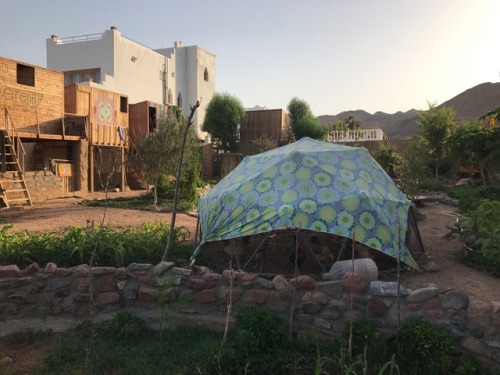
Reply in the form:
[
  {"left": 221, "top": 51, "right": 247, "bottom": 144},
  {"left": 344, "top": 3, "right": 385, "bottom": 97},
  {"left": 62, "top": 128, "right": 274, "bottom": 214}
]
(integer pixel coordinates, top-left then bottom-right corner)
[{"left": 1, "top": 0, "right": 499, "bottom": 116}]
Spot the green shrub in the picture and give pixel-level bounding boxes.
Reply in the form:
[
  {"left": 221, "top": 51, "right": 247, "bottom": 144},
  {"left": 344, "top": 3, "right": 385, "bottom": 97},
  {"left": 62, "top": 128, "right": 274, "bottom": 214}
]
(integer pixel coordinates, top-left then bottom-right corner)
[
  {"left": 467, "top": 200, "right": 500, "bottom": 263},
  {"left": 396, "top": 317, "right": 453, "bottom": 375},
  {"left": 104, "top": 311, "right": 146, "bottom": 339}
]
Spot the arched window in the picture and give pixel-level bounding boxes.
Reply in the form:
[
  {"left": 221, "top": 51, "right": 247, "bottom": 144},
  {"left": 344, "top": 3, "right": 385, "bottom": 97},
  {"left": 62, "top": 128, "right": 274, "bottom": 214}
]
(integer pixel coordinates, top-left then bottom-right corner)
[
  {"left": 204, "top": 67, "right": 209, "bottom": 82},
  {"left": 167, "top": 89, "right": 172, "bottom": 104},
  {"left": 177, "top": 92, "right": 182, "bottom": 108}
]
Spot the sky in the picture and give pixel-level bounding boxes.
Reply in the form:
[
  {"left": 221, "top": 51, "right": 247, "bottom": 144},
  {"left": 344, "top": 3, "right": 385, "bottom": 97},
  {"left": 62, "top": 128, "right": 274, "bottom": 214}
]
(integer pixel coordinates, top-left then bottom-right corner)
[{"left": 1, "top": 0, "right": 499, "bottom": 116}]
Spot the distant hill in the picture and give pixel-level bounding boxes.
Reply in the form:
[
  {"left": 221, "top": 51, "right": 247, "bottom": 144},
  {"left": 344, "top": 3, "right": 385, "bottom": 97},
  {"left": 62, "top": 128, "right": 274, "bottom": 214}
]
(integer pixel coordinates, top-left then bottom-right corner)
[{"left": 317, "top": 82, "right": 500, "bottom": 139}]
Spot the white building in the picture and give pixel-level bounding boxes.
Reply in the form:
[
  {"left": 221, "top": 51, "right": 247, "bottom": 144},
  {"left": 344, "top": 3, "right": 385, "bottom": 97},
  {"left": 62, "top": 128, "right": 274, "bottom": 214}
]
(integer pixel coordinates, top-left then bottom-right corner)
[{"left": 46, "top": 26, "right": 215, "bottom": 140}]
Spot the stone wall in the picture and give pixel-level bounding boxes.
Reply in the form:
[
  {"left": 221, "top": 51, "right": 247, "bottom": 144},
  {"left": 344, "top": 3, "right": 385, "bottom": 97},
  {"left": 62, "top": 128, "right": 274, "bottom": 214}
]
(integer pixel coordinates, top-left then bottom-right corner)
[
  {"left": 24, "top": 171, "right": 69, "bottom": 202},
  {"left": 0, "top": 262, "right": 499, "bottom": 368}
]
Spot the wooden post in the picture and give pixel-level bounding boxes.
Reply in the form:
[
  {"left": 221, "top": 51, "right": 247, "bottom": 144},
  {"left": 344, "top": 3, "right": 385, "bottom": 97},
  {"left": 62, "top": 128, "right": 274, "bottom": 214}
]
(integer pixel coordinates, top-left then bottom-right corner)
[
  {"left": 121, "top": 146, "right": 125, "bottom": 190},
  {"left": 89, "top": 145, "right": 94, "bottom": 193}
]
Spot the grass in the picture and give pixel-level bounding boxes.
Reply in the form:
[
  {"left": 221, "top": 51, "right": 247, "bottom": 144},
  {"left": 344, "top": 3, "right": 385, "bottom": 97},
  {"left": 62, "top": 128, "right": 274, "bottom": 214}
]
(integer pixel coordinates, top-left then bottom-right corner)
[{"left": 84, "top": 194, "right": 196, "bottom": 212}]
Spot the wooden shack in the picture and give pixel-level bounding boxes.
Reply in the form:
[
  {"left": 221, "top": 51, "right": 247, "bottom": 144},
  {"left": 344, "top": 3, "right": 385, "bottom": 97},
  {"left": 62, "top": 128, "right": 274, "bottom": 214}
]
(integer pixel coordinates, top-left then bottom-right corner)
[
  {"left": 239, "top": 109, "right": 292, "bottom": 145},
  {"left": 65, "top": 84, "right": 129, "bottom": 192},
  {"left": 0, "top": 56, "right": 87, "bottom": 206},
  {"left": 129, "top": 101, "right": 169, "bottom": 146}
]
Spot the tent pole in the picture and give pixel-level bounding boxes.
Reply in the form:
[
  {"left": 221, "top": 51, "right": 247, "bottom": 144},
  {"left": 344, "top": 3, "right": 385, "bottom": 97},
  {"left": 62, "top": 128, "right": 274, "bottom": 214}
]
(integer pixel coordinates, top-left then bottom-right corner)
[
  {"left": 230, "top": 239, "right": 241, "bottom": 270},
  {"left": 193, "top": 216, "right": 201, "bottom": 251},
  {"left": 336, "top": 237, "right": 349, "bottom": 262},
  {"left": 241, "top": 231, "right": 273, "bottom": 271},
  {"left": 407, "top": 206, "right": 426, "bottom": 260}
]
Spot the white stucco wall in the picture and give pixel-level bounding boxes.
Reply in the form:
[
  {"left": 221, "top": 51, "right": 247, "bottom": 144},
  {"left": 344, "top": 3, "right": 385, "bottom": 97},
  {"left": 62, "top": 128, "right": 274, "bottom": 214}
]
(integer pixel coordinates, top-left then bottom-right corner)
[{"left": 47, "top": 28, "right": 175, "bottom": 106}]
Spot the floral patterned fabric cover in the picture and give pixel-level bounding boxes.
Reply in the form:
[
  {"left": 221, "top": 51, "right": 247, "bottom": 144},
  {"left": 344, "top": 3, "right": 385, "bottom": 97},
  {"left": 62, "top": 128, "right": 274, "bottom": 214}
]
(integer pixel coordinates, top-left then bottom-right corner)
[{"left": 197, "top": 137, "right": 417, "bottom": 269}]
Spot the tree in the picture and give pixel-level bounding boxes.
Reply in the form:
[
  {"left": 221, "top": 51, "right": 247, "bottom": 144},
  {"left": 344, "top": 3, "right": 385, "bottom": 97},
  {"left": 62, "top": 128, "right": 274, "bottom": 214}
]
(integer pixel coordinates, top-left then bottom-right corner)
[
  {"left": 417, "top": 103, "right": 456, "bottom": 179},
  {"left": 202, "top": 92, "right": 245, "bottom": 152},
  {"left": 129, "top": 109, "right": 200, "bottom": 207},
  {"left": 287, "top": 97, "right": 314, "bottom": 125},
  {"left": 292, "top": 115, "right": 328, "bottom": 140},
  {"left": 448, "top": 121, "right": 500, "bottom": 185},
  {"left": 393, "top": 136, "right": 430, "bottom": 199},
  {"left": 163, "top": 101, "right": 200, "bottom": 262},
  {"left": 287, "top": 97, "right": 327, "bottom": 140}
]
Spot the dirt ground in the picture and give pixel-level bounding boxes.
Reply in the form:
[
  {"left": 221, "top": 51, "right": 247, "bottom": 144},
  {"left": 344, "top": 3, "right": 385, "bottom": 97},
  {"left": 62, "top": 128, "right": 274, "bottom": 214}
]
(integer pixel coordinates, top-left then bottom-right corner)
[{"left": 0, "top": 191, "right": 499, "bottom": 373}]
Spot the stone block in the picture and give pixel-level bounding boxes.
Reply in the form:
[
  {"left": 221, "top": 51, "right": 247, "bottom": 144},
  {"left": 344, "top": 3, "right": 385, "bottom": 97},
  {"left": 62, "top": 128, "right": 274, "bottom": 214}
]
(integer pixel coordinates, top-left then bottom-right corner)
[
  {"left": 370, "top": 281, "right": 408, "bottom": 297},
  {"left": 22, "top": 263, "right": 40, "bottom": 275},
  {"left": 96, "top": 292, "right": 120, "bottom": 305},
  {"left": 127, "top": 263, "right": 152, "bottom": 272},
  {"left": 187, "top": 278, "right": 215, "bottom": 291},
  {"left": 440, "top": 290, "right": 469, "bottom": 310},
  {"left": 272, "top": 275, "right": 289, "bottom": 291},
  {"left": 341, "top": 272, "right": 368, "bottom": 293},
  {"left": 0, "top": 265, "right": 22, "bottom": 278},
  {"left": 407, "top": 287, "right": 439, "bottom": 303},
  {"left": 242, "top": 289, "right": 269, "bottom": 304},
  {"left": 196, "top": 290, "right": 217, "bottom": 304},
  {"left": 316, "top": 280, "right": 343, "bottom": 299},
  {"left": 153, "top": 261, "right": 175, "bottom": 276},
  {"left": 290, "top": 275, "right": 316, "bottom": 289},
  {"left": 217, "top": 286, "right": 242, "bottom": 303}
]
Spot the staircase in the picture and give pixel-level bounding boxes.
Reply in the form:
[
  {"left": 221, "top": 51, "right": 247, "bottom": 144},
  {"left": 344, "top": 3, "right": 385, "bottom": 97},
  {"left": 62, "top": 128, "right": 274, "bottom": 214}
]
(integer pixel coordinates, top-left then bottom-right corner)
[{"left": 0, "top": 130, "right": 33, "bottom": 208}]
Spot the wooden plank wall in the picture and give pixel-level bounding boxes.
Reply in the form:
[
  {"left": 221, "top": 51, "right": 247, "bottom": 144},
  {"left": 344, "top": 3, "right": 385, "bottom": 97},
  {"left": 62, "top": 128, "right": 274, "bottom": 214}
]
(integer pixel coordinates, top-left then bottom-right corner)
[
  {"left": 129, "top": 101, "right": 148, "bottom": 145},
  {"left": 240, "top": 109, "right": 288, "bottom": 142},
  {"left": 66, "top": 84, "right": 129, "bottom": 147},
  {"left": 0, "top": 56, "right": 64, "bottom": 134}
]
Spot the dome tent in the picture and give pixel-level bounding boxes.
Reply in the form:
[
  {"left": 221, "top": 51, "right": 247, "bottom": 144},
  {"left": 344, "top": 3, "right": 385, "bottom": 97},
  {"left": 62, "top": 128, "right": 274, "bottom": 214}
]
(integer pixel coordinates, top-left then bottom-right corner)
[{"left": 194, "top": 137, "right": 420, "bottom": 270}]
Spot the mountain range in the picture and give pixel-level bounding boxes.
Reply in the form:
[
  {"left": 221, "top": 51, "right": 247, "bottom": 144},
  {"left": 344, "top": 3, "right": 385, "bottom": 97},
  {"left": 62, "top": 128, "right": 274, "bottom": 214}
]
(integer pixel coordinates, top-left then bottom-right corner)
[{"left": 317, "top": 82, "right": 500, "bottom": 139}]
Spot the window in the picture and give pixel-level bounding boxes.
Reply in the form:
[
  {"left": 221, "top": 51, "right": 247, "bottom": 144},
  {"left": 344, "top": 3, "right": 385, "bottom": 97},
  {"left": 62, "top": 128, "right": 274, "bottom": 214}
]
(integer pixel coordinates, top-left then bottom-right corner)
[
  {"left": 17, "top": 64, "right": 35, "bottom": 86},
  {"left": 177, "top": 92, "right": 182, "bottom": 108},
  {"left": 204, "top": 67, "right": 209, "bottom": 82},
  {"left": 120, "top": 96, "right": 128, "bottom": 113},
  {"left": 167, "top": 89, "right": 172, "bottom": 104},
  {"left": 64, "top": 69, "right": 101, "bottom": 86}
]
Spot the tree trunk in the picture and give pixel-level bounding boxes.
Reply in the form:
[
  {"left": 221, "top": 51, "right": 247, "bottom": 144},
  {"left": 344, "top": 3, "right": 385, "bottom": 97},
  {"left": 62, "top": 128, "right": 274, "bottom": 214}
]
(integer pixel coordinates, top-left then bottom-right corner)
[{"left": 162, "top": 101, "right": 200, "bottom": 262}]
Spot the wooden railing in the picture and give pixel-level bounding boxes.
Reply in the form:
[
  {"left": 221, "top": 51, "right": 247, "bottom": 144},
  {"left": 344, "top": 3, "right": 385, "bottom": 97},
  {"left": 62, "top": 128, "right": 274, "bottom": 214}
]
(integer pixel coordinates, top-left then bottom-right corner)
[{"left": 4, "top": 108, "right": 26, "bottom": 174}]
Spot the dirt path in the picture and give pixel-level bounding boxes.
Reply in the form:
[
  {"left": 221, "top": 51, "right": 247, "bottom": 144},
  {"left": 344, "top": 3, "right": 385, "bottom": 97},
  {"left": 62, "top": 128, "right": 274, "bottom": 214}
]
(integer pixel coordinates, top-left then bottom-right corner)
[
  {"left": 0, "top": 191, "right": 198, "bottom": 238},
  {"left": 0, "top": 194, "right": 498, "bottom": 306}
]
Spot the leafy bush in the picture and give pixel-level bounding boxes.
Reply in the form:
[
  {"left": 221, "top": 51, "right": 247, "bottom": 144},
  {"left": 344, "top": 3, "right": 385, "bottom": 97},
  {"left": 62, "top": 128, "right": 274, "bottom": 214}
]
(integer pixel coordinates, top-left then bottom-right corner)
[
  {"left": 448, "top": 185, "right": 500, "bottom": 213},
  {"left": 466, "top": 200, "right": 500, "bottom": 263},
  {"left": 396, "top": 317, "right": 453, "bottom": 375}
]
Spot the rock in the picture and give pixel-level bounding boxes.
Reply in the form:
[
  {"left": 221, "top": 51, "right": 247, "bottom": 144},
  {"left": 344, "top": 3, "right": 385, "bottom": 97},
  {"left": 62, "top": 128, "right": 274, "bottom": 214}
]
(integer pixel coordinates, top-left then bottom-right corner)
[
  {"left": 127, "top": 263, "right": 152, "bottom": 272},
  {"left": 196, "top": 290, "right": 216, "bottom": 304},
  {"left": 341, "top": 272, "right": 368, "bottom": 293},
  {"left": 440, "top": 290, "right": 469, "bottom": 310},
  {"left": 330, "top": 258, "right": 378, "bottom": 282},
  {"left": 172, "top": 267, "right": 192, "bottom": 276},
  {"left": 272, "top": 275, "right": 289, "bottom": 291},
  {"left": 91, "top": 267, "right": 115, "bottom": 275},
  {"left": 367, "top": 297, "right": 390, "bottom": 318},
  {"left": 242, "top": 290, "right": 269, "bottom": 304},
  {"left": 44, "top": 263, "right": 57, "bottom": 273},
  {"left": 96, "top": 292, "right": 120, "bottom": 305},
  {"left": 460, "top": 336, "right": 485, "bottom": 356},
  {"left": 44, "top": 277, "right": 72, "bottom": 291},
  {"left": 257, "top": 277, "right": 274, "bottom": 289},
  {"left": 423, "top": 260, "right": 440, "bottom": 273},
  {"left": 290, "top": 275, "right": 316, "bottom": 289},
  {"left": 187, "top": 278, "right": 215, "bottom": 291},
  {"left": 407, "top": 287, "right": 439, "bottom": 303},
  {"left": 301, "top": 300, "right": 322, "bottom": 314},
  {"left": 22, "top": 263, "right": 40, "bottom": 275},
  {"left": 123, "top": 283, "right": 139, "bottom": 300},
  {"left": 370, "top": 281, "right": 409, "bottom": 297},
  {"left": 316, "top": 281, "right": 343, "bottom": 299}
]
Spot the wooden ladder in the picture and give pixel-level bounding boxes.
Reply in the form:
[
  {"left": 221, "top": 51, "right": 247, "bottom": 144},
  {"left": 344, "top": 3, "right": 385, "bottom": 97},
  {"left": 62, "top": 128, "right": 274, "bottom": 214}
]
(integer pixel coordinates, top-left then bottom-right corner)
[{"left": 0, "top": 130, "right": 33, "bottom": 208}]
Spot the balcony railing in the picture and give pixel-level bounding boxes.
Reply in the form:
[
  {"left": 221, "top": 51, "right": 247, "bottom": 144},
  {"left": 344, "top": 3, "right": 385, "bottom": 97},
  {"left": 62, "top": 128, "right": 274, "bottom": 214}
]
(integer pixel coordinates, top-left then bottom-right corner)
[{"left": 328, "top": 129, "right": 387, "bottom": 143}]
